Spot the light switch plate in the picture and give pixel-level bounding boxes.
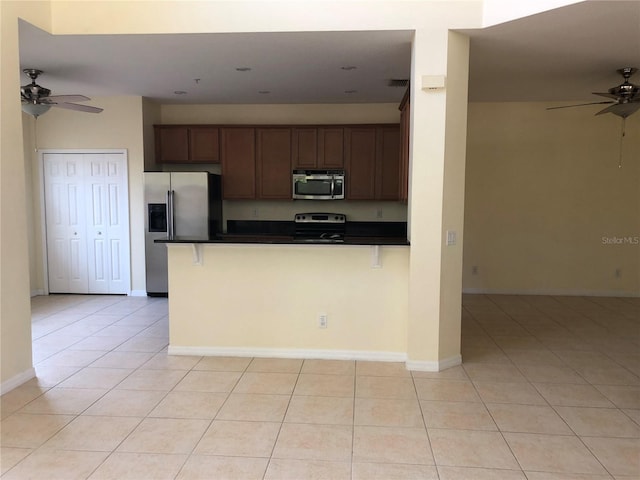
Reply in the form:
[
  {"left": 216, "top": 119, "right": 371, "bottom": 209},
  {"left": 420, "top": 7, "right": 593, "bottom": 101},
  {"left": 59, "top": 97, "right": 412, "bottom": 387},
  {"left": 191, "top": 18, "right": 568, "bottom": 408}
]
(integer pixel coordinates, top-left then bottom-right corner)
[{"left": 446, "top": 230, "right": 456, "bottom": 246}]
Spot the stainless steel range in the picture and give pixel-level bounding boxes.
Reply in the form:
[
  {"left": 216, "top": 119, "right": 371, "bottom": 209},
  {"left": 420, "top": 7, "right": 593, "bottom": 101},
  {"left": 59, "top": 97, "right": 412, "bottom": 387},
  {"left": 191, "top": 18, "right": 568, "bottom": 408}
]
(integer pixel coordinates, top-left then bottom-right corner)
[{"left": 294, "top": 213, "right": 346, "bottom": 242}]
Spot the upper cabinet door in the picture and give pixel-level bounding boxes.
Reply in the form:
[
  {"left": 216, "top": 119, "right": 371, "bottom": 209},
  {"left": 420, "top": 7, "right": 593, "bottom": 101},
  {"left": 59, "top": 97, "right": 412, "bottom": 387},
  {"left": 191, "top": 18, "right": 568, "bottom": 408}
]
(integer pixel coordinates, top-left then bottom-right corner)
[
  {"left": 256, "top": 128, "right": 292, "bottom": 199},
  {"left": 344, "top": 126, "right": 401, "bottom": 201},
  {"left": 317, "top": 128, "right": 344, "bottom": 168},
  {"left": 345, "top": 127, "right": 377, "bottom": 200},
  {"left": 293, "top": 127, "right": 343, "bottom": 169},
  {"left": 221, "top": 128, "right": 256, "bottom": 199},
  {"left": 292, "top": 128, "right": 318, "bottom": 169},
  {"left": 189, "top": 127, "right": 220, "bottom": 163},
  {"left": 375, "top": 126, "right": 400, "bottom": 200},
  {"left": 155, "top": 126, "right": 219, "bottom": 164},
  {"left": 155, "top": 126, "right": 189, "bottom": 163}
]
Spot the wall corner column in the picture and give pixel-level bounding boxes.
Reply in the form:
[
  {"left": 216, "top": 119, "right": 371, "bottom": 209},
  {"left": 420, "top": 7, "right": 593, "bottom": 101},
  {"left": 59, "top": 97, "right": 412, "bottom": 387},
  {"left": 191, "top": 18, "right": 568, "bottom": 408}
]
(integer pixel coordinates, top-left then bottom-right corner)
[
  {"left": 0, "top": 1, "right": 52, "bottom": 392},
  {"left": 407, "top": 29, "right": 470, "bottom": 371}
]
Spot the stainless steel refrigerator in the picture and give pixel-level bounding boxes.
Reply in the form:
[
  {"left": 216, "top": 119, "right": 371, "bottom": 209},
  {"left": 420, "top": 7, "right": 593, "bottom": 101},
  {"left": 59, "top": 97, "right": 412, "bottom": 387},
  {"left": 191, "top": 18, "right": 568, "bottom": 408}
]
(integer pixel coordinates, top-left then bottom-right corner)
[{"left": 144, "top": 172, "right": 222, "bottom": 295}]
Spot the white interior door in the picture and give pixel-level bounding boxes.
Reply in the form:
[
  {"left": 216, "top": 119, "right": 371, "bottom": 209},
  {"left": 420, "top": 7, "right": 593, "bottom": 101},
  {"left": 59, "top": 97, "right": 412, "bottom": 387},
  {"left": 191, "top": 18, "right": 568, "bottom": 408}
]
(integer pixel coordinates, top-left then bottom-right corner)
[
  {"left": 85, "top": 154, "right": 130, "bottom": 294},
  {"left": 44, "top": 154, "right": 89, "bottom": 293},
  {"left": 43, "top": 151, "right": 130, "bottom": 294},
  {"left": 86, "top": 155, "right": 108, "bottom": 293}
]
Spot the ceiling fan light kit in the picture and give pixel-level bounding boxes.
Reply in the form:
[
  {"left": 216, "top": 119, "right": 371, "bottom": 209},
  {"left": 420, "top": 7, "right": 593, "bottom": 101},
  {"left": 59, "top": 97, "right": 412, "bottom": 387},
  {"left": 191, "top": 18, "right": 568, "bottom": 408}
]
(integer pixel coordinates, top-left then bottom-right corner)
[
  {"left": 21, "top": 102, "right": 51, "bottom": 118},
  {"left": 20, "top": 68, "right": 103, "bottom": 118}
]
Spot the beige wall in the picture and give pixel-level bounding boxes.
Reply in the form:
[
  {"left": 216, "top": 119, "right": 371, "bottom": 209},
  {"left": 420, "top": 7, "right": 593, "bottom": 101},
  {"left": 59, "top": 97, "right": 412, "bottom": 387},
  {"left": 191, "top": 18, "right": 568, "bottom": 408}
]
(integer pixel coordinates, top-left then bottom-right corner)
[
  {"left": 142, "top": 98, "right": 161, "bottom": 172},
  {"left": 464, "top": 102, "right": 640, "bottom": 296},
  {"left": 437, "top": 31, "right": 470, "bottom": 360},
  {"left": 168, "top": 244, "right": 410, "bottom": 357},
  {"left": 406, "top": 27, "right": 471, "bottom": 367},
  {"left": 23, "top": 115, "right": 41, "bottom": 295},
  {"left": 160, "top": 103, "right": 400, "bottom": 125},
  {"left": 1, "top": 1, "right": 51, "bottom": 391},
  {"left": 31, "top": 96, "right": 147, "bottom": 295}
]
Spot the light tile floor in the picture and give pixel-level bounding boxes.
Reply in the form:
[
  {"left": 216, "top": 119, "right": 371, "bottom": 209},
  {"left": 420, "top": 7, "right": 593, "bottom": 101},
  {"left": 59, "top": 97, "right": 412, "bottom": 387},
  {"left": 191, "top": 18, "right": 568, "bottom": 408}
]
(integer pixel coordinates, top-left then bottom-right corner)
[{"left": 1, "top": 294, "right": 639, "bottom": 479}]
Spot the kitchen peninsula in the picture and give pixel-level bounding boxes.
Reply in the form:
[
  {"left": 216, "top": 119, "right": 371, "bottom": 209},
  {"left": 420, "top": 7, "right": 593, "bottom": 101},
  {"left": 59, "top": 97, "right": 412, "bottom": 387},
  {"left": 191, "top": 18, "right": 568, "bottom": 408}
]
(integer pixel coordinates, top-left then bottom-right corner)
[
  {"left": 164, "top": 234, "right": 410, "bottom": 362},
  {"left": 153, "top": 111, "right": 421, "bottom": 362}
]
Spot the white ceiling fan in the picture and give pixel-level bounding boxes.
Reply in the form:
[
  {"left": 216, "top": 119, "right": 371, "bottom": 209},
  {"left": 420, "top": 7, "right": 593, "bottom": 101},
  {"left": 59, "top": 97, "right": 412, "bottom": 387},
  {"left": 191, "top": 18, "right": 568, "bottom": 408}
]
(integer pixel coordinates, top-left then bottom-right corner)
[{"left": 20, "top": 69, "right": 103, "bottom": 118}]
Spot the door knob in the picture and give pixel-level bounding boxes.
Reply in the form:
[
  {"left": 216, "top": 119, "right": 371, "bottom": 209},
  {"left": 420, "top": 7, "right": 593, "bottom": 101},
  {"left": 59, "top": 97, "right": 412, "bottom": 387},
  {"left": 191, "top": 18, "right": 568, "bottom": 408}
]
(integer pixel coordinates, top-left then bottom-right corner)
[
  {"left": 74, "top": 232, "right": 78, "bottom": 235},
  {"left": 98, "top": 232, "right": 102, "bottom": 235}
]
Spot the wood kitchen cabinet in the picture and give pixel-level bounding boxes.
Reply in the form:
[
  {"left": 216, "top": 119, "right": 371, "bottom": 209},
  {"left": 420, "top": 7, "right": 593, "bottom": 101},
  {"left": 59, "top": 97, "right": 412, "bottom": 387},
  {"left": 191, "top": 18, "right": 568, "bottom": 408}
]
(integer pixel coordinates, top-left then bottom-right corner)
[
  {"left": 221, "top": 128, "right": 256, "bottom": 199},
  {"left": 189, "top": 127, "right": 220, "bottom": 163},
  {"left": 291, "top": 128, "right": 317, "bottom": 168},
  {"left": 376, "top": 126, "right": 401, "bottom": 200},
  {"left": 292, "top": 127, "right": 344, "bottom": 168},
  {"left": 155, "top": 126, "right": 219, "bottom": 164},
  {"left": 345, "top": 125, "right": 401, "bottom": 200},
  {"left": 345, "top": 127, "right": 377, "bottom": 199},
  {"left": 256, "top": 128, "right": 292, "bottom": 199}
]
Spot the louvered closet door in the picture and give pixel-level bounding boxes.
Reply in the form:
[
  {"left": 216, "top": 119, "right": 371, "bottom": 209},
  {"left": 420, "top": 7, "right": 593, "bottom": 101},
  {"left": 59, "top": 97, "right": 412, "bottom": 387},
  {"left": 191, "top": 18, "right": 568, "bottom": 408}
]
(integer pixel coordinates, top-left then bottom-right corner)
[{"left": 44, "top": 154, "right": 89, "bottom": 293}]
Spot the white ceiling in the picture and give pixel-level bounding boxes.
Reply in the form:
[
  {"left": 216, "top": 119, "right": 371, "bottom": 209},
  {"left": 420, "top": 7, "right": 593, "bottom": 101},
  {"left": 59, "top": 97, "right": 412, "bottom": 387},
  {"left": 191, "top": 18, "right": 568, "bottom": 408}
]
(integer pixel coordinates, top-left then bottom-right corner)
[
  {"left": 18, "top": 1, "right": 640, "bottom": 107},
  {"left": 18, "top": 26, "right": 413, "bottom": 104},
  {"left": 464, "top": 0, "right": 640, "bottom": 102}
]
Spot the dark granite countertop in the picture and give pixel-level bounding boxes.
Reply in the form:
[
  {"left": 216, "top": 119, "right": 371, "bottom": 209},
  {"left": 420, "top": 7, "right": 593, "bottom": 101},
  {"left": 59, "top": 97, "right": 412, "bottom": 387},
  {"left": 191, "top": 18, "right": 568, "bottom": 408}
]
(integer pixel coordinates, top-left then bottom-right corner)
[
  {"left": 158, "top": 234, "right": 409, "bottom": 246},
  {"left": 156, "top": 220, "right": 409, "bottom": 246}
]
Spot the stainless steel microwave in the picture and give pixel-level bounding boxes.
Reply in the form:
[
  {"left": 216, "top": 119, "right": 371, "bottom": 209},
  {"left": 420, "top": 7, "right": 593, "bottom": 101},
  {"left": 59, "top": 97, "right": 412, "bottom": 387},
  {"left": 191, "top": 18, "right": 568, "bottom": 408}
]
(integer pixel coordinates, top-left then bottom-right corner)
[{"left": 292, "top": 170, "right": 345, "bottom": 200}]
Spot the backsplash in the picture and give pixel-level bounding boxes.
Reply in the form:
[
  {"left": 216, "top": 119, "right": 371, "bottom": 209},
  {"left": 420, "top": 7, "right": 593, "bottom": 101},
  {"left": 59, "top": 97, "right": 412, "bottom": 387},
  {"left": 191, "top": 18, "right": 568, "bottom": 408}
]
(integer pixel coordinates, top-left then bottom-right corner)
[{"left": 222, "top": 200, "right": 408, "bottom": 228}]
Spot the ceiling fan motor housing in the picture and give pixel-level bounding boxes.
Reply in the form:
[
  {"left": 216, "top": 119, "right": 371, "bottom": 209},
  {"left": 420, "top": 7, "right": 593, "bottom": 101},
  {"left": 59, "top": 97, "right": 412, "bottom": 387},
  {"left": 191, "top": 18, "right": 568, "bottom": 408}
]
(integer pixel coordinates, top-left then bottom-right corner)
[
  {"left": 21, "top": 69, "right": 50, "bottom": 101},
  {"left": 608, "top": 69, "right": 638, "bottom": 102},
  {"left": 21, "top": 83, "right": 51, "bottom": 101}
]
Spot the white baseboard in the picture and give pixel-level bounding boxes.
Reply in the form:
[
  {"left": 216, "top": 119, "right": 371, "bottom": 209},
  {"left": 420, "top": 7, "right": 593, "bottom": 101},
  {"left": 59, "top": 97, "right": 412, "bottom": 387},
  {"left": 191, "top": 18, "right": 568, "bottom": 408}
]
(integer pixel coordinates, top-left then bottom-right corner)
[
  {"left": 0, "top": 367, "right": 36, "bottom": 395},
  {"left": 168, "top": 346, "right": 407, "bottom": 363},
  {"left": 462, "top": 287, "right": 639, "bottom": 298},
  {"left": 128, "top": 290, "right": 147, "bottom": 297},
  {"left": 406, "top": 354, "right": 462, "bottom": 372},
  {"left": 30, "top": 289, "right": 45, "bottom": 297}
]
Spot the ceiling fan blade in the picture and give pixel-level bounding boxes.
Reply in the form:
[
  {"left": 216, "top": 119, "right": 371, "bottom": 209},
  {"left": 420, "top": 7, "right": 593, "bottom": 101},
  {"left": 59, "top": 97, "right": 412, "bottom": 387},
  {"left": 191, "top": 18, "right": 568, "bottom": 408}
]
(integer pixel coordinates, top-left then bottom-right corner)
[
  {"left": 52, "top": 102, "right": 103, "bottom": 113},
  {"left": 595, "top": 101, "right": 640, "bottom": 118},
  {"left": 593, "top": 92, "right": 621, "bottom": 100},
  {"left": 45, "top": 94, "right": 91, "bottom": 103},
  {"left": 546, "top": 101, "right": 614, "bottom": 111}
]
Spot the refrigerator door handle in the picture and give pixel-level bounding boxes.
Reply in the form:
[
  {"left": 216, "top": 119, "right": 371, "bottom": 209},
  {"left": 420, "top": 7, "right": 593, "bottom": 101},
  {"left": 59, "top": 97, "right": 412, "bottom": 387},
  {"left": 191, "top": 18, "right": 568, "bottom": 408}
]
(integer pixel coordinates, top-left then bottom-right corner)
[
  {"left": 171, "top": 190, "right": 177, "bottom": 240},
  {"left": 167, "top": 190, "right": 174, "bottom": 240},
  {"left": 170, "top": 190, "right": 176, "bottom": 239}
]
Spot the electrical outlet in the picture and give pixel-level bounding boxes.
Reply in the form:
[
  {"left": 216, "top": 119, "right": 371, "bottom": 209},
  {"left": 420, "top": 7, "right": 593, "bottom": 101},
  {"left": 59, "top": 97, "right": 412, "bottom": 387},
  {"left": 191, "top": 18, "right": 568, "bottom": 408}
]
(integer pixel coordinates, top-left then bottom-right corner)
[
  {"left": 252, "top": 208, "right": 259, "bottom": 218},
  {"left": 376, "top": 209, "right": 383, "bottom": 219},
  {"left": 615, "top": 268, "right": 622, "bottom": 278},
  {"left": 318, "top": 314, "right": 328, "bottom": 329},
  {"left": 472, "top": 266, "right": 479, "bottom": 275}
]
